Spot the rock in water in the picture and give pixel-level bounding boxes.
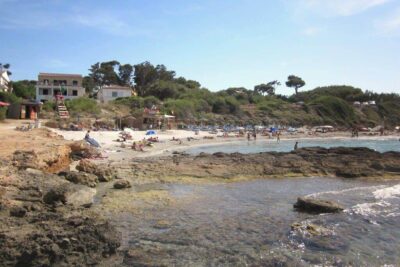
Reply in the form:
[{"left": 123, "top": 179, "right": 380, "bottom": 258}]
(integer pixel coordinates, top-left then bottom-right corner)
[
  {"left": 43, "top": 184, "right": 96, "bottom": 207},
  {"left": 61, "top": 171, "right": 99, "bottom": 188},
  {"left": 294, "top": 197, "right": 344, "bottom": 214},
  {"left": 113, "top": 179, "right": 131, "bottom": 189}
]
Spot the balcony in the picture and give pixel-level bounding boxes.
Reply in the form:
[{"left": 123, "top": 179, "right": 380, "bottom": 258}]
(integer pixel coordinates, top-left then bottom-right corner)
[{"left": 37, "top": 82, "right": 81, "bottom": 87}]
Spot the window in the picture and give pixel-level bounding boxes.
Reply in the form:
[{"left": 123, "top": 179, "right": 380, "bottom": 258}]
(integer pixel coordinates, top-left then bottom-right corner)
[
  {"left": 43, "top": 79, "right": 49, "bottom": 85},
  {"left": 112, "top": 91, "right": 118, "bottom": 97},
  {"left": 72, "top": 90, "right": 78, "bottom": 96},
  {"left": 72, "top": 80, "right": 78, "bottom": 86},
  {"left": 42, "top": 88, "right": 49, "bottom": 95},
  {"left": 53, "top": 80, "right": 59, "bottom": 86},
  {"left": 62, "top": 90, "right": 67, "bottom": 96}
]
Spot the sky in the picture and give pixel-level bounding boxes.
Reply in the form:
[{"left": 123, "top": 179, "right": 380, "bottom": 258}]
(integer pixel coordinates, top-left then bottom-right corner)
[{"left": 1, "top": 0, "right": 400, "bottom": 95}]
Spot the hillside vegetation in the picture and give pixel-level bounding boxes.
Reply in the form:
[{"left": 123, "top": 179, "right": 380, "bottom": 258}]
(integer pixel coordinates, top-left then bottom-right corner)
[{"left": 1, "top": 61, "right": 399, "bottom": 127}]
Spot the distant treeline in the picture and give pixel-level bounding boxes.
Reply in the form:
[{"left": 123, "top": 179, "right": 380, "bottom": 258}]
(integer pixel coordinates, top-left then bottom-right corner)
[{"left": 1, "top": 61, "right": 399, "bottom": 127}]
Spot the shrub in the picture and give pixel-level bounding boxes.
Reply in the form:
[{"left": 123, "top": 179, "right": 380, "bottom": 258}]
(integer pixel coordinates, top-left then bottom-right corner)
[
  {"left": 113, "top": 96, "right": 144, "bottom": 109},
  {"left": 143, "top": 96, "right": 161, "bottom": 109},
  {"left": 65, "top": 97, "right": 100, "bottom": 115},
  {"left": 163, "top": 99, "right": 196, "bottom": 118},
  {"left": 42, "top": 101, "right": 56, "bottom": 112},
  {"left": 0, "top": 107, "right": 7, "bottom": 121},
  {"left": 309, "top": 96, "right": 357, "bottom": 126}
]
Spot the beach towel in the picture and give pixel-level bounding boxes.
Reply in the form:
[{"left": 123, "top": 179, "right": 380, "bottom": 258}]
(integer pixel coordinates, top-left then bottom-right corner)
[{"left": 85, "top": 137, "right": 100, "bottom": 148}]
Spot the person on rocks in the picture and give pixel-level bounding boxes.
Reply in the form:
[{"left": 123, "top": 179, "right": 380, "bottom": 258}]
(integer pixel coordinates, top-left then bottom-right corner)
[
  {"left": 294, "top": 141, "right": 299, "bottom": 150},
  {"left": 85, "top": 130, "right": 91, "bottom": 140}
]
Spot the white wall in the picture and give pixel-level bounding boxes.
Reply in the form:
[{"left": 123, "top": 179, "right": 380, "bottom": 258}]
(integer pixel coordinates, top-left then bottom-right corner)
[{"left": 100, "top": 89, "right": 131, "bottom": 103}]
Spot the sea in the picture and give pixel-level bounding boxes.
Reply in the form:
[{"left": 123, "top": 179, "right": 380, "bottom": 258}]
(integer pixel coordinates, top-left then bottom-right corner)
[{"left": 112, "top": 138, "right": 400, "bottom": 266}]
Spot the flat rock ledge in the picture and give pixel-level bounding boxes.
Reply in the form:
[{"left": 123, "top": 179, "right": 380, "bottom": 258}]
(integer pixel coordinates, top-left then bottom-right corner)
[
  {"left": 130, "top": 147, "right": 400, "bottom": 180},
  {"left": 294, "top": 197, "right": 344, "bottom": 214}
]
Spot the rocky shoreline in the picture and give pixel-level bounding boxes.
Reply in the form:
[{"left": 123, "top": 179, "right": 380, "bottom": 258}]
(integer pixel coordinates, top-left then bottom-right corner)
[
  {"left": 128, "top": 147, "right": 400, "bottom": 182},
  {"left": 1, "top": 135, "right": 400, "bottom": 266}
]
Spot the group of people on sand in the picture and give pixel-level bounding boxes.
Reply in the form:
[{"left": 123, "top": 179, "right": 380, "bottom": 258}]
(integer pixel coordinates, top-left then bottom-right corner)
[
  {"left": 247, "top": 131, "right": 257, "bottom": 141},
  {"left": 131, "top": 141, "right": 145, "bottom": 151},
  {"left": 247, "top": 130, "right": 281, "bottom": 142}
]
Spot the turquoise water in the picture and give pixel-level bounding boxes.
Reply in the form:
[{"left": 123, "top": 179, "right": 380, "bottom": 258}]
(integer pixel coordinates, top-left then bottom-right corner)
[{"left": 186, "top": 138, "right": 400, "bottom": 154}]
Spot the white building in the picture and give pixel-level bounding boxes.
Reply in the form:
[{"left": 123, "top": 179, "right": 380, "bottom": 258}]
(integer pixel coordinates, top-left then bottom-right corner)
[
  {"left": 98, "top": 85, "right": 132, "bottom": 103},
  {"left": 0, "top": 69, "right": 11, "bottom": 92},
  {"left": 36, "top": 73, "right": 85, "bottom": 102}
]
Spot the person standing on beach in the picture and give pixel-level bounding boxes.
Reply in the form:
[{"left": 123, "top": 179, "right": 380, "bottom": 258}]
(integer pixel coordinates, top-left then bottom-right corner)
[
  {"left": 277, "top": 131, "right": 281, "bottom": 143},
  {"left": 294, "top": 141, "right": 298, "bottom": 150},
  {"left": 247, "top": 132, "right": 251, "bottom": 141}
]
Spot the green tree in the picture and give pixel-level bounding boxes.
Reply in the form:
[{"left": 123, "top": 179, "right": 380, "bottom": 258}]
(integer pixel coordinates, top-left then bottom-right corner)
[
  {"left": 118, "top": 64, "right": 133, "bottom": 86},
  {"left": 143, "top": 96, "right": 161, "bottom": 108},
  {"left": 100, "top": 60, "right": 120, "bottom": 85},
  {"left": 286, "top": 75, "right": 305, "bottom": 95},
  {"left": 12, "top": 80, "right": 36, "bottom": 99},
  {"left": 254, "top": 80, "right": 280, "bottom": 96},
  {"left": 134, "top": 62, "right": 158, "bottom": 96},
  {"left": 155, "top": 64, "right": 175, "bottom": 81},
  {"left": 145, "top": 80, "right": 181, "bottom": 100},
  {"left": 82, "top": 76, "right": 96, "bottom": 94},
  {"left": 88, "top": 63, "right": 103, "bottom": 87}
]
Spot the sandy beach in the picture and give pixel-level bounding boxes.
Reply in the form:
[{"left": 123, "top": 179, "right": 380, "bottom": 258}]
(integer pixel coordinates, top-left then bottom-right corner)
[{"left": 50, "top": 126, "right": 400, "bottom": 164}]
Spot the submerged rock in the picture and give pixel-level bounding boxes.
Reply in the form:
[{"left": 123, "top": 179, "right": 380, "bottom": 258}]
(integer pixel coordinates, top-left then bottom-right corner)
[
  {"left": 294, "top": 197, "right": 344, "bottom": 214},
  {"left": 291, "top": 222, "right": 332, "bottom": 236},
  {"left": 113, "top": 179, "right": 131, "bottom": 189}
]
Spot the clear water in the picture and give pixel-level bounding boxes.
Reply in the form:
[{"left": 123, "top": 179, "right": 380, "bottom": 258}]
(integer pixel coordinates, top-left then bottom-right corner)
[
  {"left": 186, "top": 138, "right": 400, "bottom": 155},
  {"left": 108, "top": 139, "right": 400, "bottom": 266},
  {"left": 113, "top": 178, "right": 400, "bottom": 266}
]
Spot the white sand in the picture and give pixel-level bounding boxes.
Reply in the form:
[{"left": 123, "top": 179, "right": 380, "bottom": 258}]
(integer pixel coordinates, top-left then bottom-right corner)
[
  {"left": 49, "top": 127, "right": 400, "bottom": 163},
  {"left": 52, "top": 128, "right": 215, "bottom": 150}
]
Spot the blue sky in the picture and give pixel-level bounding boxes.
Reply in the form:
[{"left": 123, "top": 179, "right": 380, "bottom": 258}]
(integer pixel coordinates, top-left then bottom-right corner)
[{"left": 1, "top": 0, "right": 399, "bottom": 95}]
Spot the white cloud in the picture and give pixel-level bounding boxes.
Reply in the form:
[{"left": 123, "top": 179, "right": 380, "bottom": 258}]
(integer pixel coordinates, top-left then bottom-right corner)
[
  {"left": 375, "top": 8, "right": 400, "bottom": 33},
  {"left": 298, "top": 0, "right": 391, "bottom": 16},
  {"left": 73, "top": 12, "right": 131, "bottom": 36},
  {"left": 71, "top": 11, "right": 156, "bottom": 37},
  {"left": 302, "top": 26, "right": 322, "bottom": 36}
]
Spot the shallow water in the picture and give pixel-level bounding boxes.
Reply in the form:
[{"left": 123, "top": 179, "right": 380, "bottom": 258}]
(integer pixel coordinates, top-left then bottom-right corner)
[
  {"left": 186, "top": 138, "right": 400, "bottom": 155},
  {"left": 108, "top": 139, "right": 400, "bottom": 266},
  {"left": 111, "top": 177, "right": 400, "bottom": 266}
]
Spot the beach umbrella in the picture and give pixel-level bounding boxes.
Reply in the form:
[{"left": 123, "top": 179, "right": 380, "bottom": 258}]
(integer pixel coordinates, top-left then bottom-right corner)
[
  {"left": 146, "top": 130, "right": 156, "bottom": 135},
  {"left": 0, "top": 101, "right": 10, "bottom": 107}
]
